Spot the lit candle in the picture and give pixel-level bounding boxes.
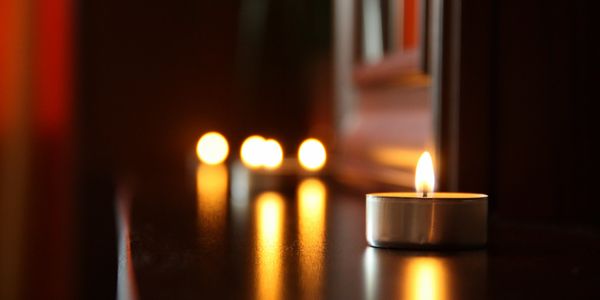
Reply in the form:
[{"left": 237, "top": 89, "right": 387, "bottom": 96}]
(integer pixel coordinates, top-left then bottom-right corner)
[
  {"left": 239, "top": 135, "right": 284, "bottom": 171},
  {"left": 194, "top": 132, "right": 230, "bottom": 239},
  {"left": 366, "top": 151, "right": 488, "bottom": 249},
  {"left": 232, "top": 135, "right": 297, "bottom": 195}
]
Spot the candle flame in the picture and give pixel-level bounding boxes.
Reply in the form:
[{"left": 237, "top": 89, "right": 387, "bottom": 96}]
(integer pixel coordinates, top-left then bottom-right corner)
[{"left": 415, "top": 151, "right": 435, "bottom": 197}]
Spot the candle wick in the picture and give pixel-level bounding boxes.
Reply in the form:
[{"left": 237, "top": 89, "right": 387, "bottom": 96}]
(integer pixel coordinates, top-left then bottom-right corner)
[{"left": 423, "top": 191, "right": 428, "bottom": 198}]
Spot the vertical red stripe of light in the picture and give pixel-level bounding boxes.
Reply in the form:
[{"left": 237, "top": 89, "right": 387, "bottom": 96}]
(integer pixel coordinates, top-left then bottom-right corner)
[
  {"left": 28, "top": 0, "right": 74, "bottom": 298},
  {"left": 0, "top": 0, "right": 16, "bottom": 138},
  {"left": 35, "top": 0, "right": 72, "bottom": 136},
  {"left": 403, "top": 0, "right": 419, "bottom": 50}
]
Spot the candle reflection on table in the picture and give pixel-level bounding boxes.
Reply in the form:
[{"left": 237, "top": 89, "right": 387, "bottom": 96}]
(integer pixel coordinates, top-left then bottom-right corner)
[
  {"left": 403, "top": 257, "right": 447, "bottom": 300},
  {"left": 196, "top": 163, "right": 228, "bottom": 235},
  {"left": 363, "top": 248, "right": 486, "bottom": 300},
  {"left": 255, "top": 191, "right": 285, "bottom": 300},
  {"left": 363, "top": 248, "right": 449, "bottom": 300},
  {"left": 297, "top": 178, "right": 327, "bottom": 298}
]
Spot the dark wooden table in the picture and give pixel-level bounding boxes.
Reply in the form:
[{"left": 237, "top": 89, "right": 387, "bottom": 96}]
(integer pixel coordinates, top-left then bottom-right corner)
[{"left": 120, "top": 165, "right": 600, "bottom": 299}]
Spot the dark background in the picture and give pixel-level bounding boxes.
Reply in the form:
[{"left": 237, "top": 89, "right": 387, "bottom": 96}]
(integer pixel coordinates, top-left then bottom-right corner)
[
  {"left": 1, "top": 0, "right": 599, "bottom": 299},
  {"left": 440, "top": 0, "right": 600, "bottom": 224},
  {"left": 76, "top": 1, "right": 331, "bottom": 298},
  {"left": 77, "top": 1, "right": 599, "bottom": 296},
  {"left": 79, "top": 0, "right": 332, "bottom": 175},
  {"left": 77, "top": 0, "right": 600, "bottom": 226},
  {"left": 490, "top": 0, "right": 599, "bottom": 222}
]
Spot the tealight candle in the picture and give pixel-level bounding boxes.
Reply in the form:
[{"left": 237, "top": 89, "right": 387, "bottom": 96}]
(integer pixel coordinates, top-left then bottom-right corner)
[{"left": 366, "top": 151, "right": 488, "bottom": 249}]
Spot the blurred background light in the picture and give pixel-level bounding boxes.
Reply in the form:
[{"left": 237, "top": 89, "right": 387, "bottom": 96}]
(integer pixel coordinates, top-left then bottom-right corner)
[
  {"left": 298, "top": 138, "right": 327, "bottom": 171},
  {"left": 240, "top": 135, "right": 267, "bottom": 169},
  {"left": 262, "top": 139, "right": 283, "bottom": 169},
  {"left": 196, "top": 132, "right": 229, "bottom": 164}
]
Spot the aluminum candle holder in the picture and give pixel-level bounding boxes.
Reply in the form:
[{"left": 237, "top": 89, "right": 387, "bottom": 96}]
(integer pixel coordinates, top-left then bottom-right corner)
[{"left": 366, "top": 192, "right": 488, "bottom": 249}]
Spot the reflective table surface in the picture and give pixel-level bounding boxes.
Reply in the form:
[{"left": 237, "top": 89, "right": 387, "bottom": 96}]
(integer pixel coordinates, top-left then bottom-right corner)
[{"left": 121, "top": 165, "right": 600, "bottom": 299}]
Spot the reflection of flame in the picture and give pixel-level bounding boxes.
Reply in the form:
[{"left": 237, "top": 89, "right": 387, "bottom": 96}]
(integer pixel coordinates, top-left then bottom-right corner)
[
  {"left": 196, "top": 164, "right": 228, "bottom": 232},
  {"left": 297, "top": 178, "right": 326, "bottom": 298},
  {"left": 255, "top": 192, "right": 284, "bottom": 300},
  {"left": 404, "top": 257, "right": 447, "bottom": 300},
  {"left": 364, "top": 249, "right": 482, "bottom": 300}
]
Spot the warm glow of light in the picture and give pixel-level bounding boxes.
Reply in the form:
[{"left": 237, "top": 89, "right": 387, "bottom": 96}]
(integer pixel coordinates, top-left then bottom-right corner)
[
  {"left": 404, "top": 257, "right": 447, "bottom": 300},
  {"left": 369, "top": 147, "right": 422, "bottom": 169},
  {"left": 262, "top": 139, "right": 283, "bottom": 169},
  {"left": 196, "top": 164, "right": 228, "bottom": 233},
  {"left": 240, "top": 135, "right": 267, "bottom": 168},
  {"left": 196, "top": 132, "right": 229, "bottom": 164},
  {"left": 255, "top": 192, "right": 284, "bottom": 300},
  {"left": 298, "top": 138, "right": 327, "bottom": 171},
  {"left": 297, "top": 178, "right": 326, "bottom": 297},
  {"left": 415, "top": 151, "right": 435, "bottom": 196}
]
